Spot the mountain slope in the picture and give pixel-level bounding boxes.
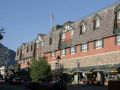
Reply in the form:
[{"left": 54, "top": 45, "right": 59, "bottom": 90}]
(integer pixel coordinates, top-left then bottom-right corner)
[{"left": 0, "top": 43, "right": 16, "bottom": 66}]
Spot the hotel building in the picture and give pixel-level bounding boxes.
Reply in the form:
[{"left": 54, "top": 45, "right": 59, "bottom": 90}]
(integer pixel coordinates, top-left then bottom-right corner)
[{"left": 16, "top": 2, "right": 120, "bottom": 84}]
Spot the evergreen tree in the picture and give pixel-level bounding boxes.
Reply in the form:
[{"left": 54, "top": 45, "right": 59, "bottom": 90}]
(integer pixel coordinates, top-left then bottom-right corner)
[{"left": 30, "top": 58, "right": 51, "bottom": 83}]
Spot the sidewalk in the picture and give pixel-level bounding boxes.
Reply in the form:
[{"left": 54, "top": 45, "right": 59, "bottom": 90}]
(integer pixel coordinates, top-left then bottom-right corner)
[{"left": 67, "top": 85, "right": 108, "bottom": 90}]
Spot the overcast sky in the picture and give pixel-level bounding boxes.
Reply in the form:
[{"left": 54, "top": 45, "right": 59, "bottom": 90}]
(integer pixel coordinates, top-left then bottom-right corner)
[{"left": 0, "top": 0, "right": 119, "bottom": 51}]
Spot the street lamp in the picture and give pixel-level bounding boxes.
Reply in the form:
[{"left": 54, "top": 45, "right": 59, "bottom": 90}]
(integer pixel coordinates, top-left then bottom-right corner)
[
  {"left": 56, "top": 55, "right": 61, "bottom": 82},
  {"left": 27, "top": 61, "right": 30, "bottom": 80},
  {"left": 76, "top": 60, "right": 80, "bottom": 84}
]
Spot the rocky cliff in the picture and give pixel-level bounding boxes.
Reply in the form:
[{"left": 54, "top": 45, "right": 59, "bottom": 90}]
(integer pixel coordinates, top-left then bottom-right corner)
[{"left": 0, "top": 43, "right": 16, "bottom": 66}]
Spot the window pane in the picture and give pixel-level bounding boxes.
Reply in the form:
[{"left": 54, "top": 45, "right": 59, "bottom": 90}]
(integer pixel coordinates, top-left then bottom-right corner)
[
  {"left": 71, "top": 46, "right": 75, "bottom": 54},
  {"left": 96, "top": 19, "right": 100, "bottom": 27},
  {"left": 70, "top": 30, "right": 74, "bottom": 37},
  {"left": 82, "top": 23, "right": 86, "bottom": 33},
  {"left": 82, "top": 43, "right": 87, "bottom": 51},
  {"left": 117, "top": 11, "right": 120, "bottom": 19},
  {"left": 117, "top": 35, "right": 120, "bottom": 44},
  {"left": 61, "top": 49, "right": 65, "bottom": 55},
  {"left": 61, "top": 33, "right": 65, "bottom": 40},
  {"left": 95, "top": 40, "right": 103, "bottom": 49},
  {"left": 51, "top": 52, "right": 55, "bottom": 57}
]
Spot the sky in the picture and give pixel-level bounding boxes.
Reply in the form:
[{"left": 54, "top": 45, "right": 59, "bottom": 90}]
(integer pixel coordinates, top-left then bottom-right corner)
[{"left": 0, "top": 0, "right": 119, "bottom": 51}]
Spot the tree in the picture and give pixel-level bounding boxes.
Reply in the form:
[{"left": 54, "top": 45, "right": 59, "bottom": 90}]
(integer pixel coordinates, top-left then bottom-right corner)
[{"left": 30, "top": 58, "right": 51, "bottom": 83}]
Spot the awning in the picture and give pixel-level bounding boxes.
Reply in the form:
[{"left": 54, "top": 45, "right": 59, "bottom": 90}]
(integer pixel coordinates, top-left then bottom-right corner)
[
  {"left": 62, "top": 64, "right": 120, "bottom": 74},
  {"left": 72, "top": 67, "right": 84, "bottom": 73}
]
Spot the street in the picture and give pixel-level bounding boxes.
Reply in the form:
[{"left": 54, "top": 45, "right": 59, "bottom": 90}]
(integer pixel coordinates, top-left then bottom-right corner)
[
  {"left": 0, "top": 84, "right": 26, "bottom": 90},
  {"left": 67, "top": 85, "right": 108, "bottom": 90},
  {"left": 0, "top": 83, "right": 108, "bottom": 90}
]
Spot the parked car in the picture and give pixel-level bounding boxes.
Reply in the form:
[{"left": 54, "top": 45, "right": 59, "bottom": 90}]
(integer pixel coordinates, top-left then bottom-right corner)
[
  {"left": 0, "top": 78, "right": 5, "bottom": 83},
  {"left": 12, "top": 77, "right": 24, "bottom": 84}
]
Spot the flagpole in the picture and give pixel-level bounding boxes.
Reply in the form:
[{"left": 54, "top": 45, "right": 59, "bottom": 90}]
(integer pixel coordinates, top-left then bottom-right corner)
[{"left": 51, "top": 13, "right": 54, "bottom": 32}]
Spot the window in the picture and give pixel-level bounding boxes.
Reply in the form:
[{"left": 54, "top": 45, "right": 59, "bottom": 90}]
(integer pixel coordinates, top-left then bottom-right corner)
[
  {"left": 51, "top": 51, "right": 55, "bottom": 57},
  {"left": 80, "top": 23, "right": 86, "bottom": 34},
  {"left": 61, "top": 49, "right": 66, "bottom": 56},
  {"left": 41, "top": 41, "right": 44, "bottom": 46},
  {"left": 36, "top": 43, "right": 39, "bottom": 48},
  {"left": 70, "top": 30, "right": 74, "bottom": 37},
  {"left": 93, "top": 17, "right": 100, "bottom": 30},
  {"left": 95, "top": 39, "right": 103, "bottom": 49},
  {"left": 27, "top": 46, "right": 29, "bottom": 52},
  {"left": 49, "top": 37, "right": 52, "bottom": 45},
  {"left": 31, "top": 45, "right": 33, "bottom": 51},
  {"left": 117, "top": 11, "right": 120, "bottom": 20},
  {"left": 116, "top": 35, "right": 120, "bottom": 45},
  {"left": 61, "top": 33, "right": 65, "bottom": 41},
  {"left": 81, "top": 43, "right": 88, "bottom": 52},
  {"left": 17, "top": 50, "right": 19, "bottom": 56},
  {"left": 70, "top": 46, "right": 76, "bottom": 54},
  {"left": 64, "top": 25, "right": 72, "bottom": 30}
]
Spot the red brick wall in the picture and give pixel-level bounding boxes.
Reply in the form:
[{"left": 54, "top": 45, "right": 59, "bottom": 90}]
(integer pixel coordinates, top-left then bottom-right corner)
[
  {"left": 65, "top": 31, "right": 71, "bottom": 42},
  {"left": 47, "top": 36, "right": 120, "bottom": 62}
]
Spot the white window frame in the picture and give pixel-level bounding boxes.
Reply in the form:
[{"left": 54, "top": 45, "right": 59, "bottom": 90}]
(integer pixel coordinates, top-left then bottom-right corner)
[
  {"left": 64, "top": 25, "right": 72, "bottom": 30},
  {"left": 70, "top": 46, "right": 76, "bottom": 54},
  {"left": 81, "top": 43, "right": 87, "bottom": 52},
  {"left": 70, "top": 30, "right": 74, "bottom": 37},
  {"left": 95, "top": 39, "right": 103, "bottom": 49},
  {"left": 41, "top": 41, "right": 44, "bottom": 46},
  {"left": 117, "top": 35, "right": 120, "bottom": 45},
  {"left": 61, "top": 49, "right": 66, "bottom": 56},
  {"left": 61, "top": 33, "right": 65, "bottom": 41},
  {"left": 81, "top": 23, "right": 86, "bottom": 33},
  {"left": 117, "top": 11, "right": 120, "bottom": 20},
  {"left": 95, "top": 18, "right": 100, "bottom": 28},
  {"left": 51, "top": 51, "right": 55, "bottom": 57},
  {"left": 36, "top": 43, "right": 39, "bottom": 48}
]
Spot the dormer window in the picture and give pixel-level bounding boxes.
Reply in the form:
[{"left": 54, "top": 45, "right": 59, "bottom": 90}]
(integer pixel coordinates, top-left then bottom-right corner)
[
  {"left": 27, "top": 46, "right": 29, "bottom": 52},
  {"left": 61, "top": 33, "right": 65, "bottom": 41},
  {"left": 80, "top": 23, "right": 86, "bottom": 34},
  {"left": 49, "top": 34, "right": 53, "bottom": 45},
  {"left": 94, "top": 18, "right": 100, "bottom": 29},
  {"left": 70, "top": 30, "right": 74, "bottom": 37},
  {"left": 64, "top": 25, "right": 72, "bottom": 30},
  {"left": 17, "top": 50, "right": 19, "bottom": 56},
  {"left": 117, "top": 11, "right": 120, "bottom": 20},
  {"left": 114, "top": 5, "right": 120, "bottom": 29},
  {"left": 41, "top": 41, "right": 44, "bottom": 46},
  {"left": 93, "top": 14, "right": 101, "bottom": 30},
  {"left": 31, "top": 45, "right": 33, "bottom": 51},
  {"left": 49, "top": 37, "right": 52, "bottom": 45}
]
